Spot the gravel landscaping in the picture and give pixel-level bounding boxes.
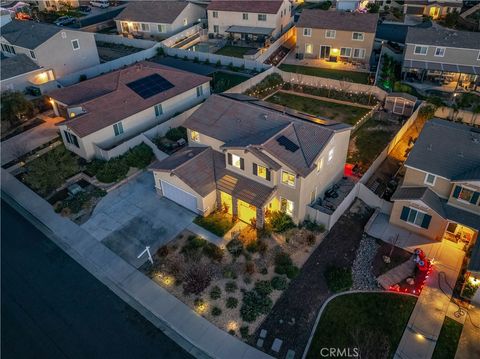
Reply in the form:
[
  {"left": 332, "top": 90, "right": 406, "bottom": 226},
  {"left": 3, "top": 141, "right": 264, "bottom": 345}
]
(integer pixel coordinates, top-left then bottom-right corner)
[{"left": 351, "top": 234, "right": 380, "bottom": 290}]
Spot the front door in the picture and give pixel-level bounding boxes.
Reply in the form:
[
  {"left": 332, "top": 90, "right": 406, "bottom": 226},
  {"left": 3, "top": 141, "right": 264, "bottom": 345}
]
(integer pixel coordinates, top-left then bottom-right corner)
[
  {"left": 237, "top": 200, "right": 256, "bottom": 224},
  {"left": 320, "top": 45, "right": 331, "bottom": 59}
]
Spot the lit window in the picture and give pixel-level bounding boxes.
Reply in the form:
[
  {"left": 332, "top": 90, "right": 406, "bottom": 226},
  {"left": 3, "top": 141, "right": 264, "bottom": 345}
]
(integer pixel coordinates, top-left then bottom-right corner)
[
  {"left": 154, "top": 103, "right": 163, "bottom": 117},
  {"left": 434, "top": 47, "right": 445, "bottom": 57},
  {"left": 190, "top": 130, "right": 199, "bottom": 142},
  {"left": 281, "top": 170, "right": 295, "bottom": 187},
  {"left": 325, "top": 30, "right": 336, "bottom": 39},
  {"left": 414, "top": 45, "right": 428, "bottom": 55},
  {"left": 303, "top": 28, "right": 312, "bottom": 37},
  {"left": 254, "top": 164, "right": 270, "bottom": 180},
  {"left": 340, "top": 47, "right": 351, "bottom": 57},
  {"left": 231, "top": 154, "right": 242, "bottom": 169},
  {"left": 316, "top": 157, "right": 324, "bottom": 173},
  {"left": 424, "top": 173, "right": 436, "bottom": 186},
  {"left": 352, "top": 32, "right": 364, "bottom": 41},
  {"left": 242, "top": 13, "right": 248, "bottom": 20},
  {"left": 280, "top": 197, "right": 294, "bottom": 216},
  {"left": 113, "top": 122, "right": 124, "bottom": 136},
  {"left": 258, "top": 14, "right": 267, "bottom": 21},
  {"left": 71, "top": 39, "right": 80, "bottom": 51},
  {"left": 458, "top": 187, "right": 474, "bottom": 202},
  {"left": 305, "top": 43, "right": 313, "bottom": 54},
  {"left": 212, "top": 11, "right": 218, "bottom": 18},
  {"left": 328, "top": 148, "right": 334, "bottom": 162}
]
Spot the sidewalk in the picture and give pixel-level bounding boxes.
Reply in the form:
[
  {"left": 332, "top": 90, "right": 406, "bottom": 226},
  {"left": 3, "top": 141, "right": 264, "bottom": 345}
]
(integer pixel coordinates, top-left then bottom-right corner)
[{"left": 1, "top": 169, "right": 272, "bottom": 359}]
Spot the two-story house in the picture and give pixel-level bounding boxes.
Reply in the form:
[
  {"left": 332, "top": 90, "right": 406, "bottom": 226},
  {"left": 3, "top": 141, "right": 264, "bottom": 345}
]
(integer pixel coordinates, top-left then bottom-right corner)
[
  {"left": 389, "top": 119, "right": 480, "bottom": 249},
  {"left": 402, "top": 27, "right": 480, "bottom": 91},
  {"left": 207, "top": 0, "right": 292, "bottom": 46},
  {"left": 49, "top": 61, "right": 211, "bottom": 160},
  {"left": 295, "top": 10, "right": 378, "bottom": 66},
  {"left": 150, "top": 93, "right": 351, "bottom": 227},
  {"left": 403, "top": 0, "right": 463, "bottom": 19},
  {"left": 114, "top": 0, "right": 205, "bottom": 40},
  {"left": 0, "top": 20, "right": 100, "bottom": 79}
]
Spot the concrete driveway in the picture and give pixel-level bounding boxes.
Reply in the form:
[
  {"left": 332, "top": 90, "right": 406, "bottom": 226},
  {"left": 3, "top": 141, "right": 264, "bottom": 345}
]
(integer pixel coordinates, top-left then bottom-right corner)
[{"left": 81, "top": 172, "right": 195, "bottom": 268}]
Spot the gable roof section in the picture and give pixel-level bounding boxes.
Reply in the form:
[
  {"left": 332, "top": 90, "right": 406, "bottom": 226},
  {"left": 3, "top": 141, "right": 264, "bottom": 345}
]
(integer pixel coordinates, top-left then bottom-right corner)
[
  {"left": 1, "top": 20, "right": 62, "bottom": 49},
  {"left": 297, "top": 10, "right": 378, "bottom": 33},
  {"left": 0, "top": 54, "right": 40, "bottom": 80},
  {"left": 114, "top": 1, "right": 190, "bottom": 24},
  {"left": 405, "top": 119, "right": 480, "bottom": 180},
  {"left": 207, "top": 0, "right": 283, "bottom": 14},
  {"left": 406, "top": 27, "right": 480, "bottom": 50},
  {"left": 51, "top": 61, "right": 211, "bottom": 137}
]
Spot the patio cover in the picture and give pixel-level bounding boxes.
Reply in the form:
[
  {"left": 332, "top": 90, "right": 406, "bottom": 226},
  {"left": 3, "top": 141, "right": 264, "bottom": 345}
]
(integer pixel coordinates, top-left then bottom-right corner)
[
  {"left": 403, "top": 60, "right": 480, "bottom": 75},
  {"left": 226, "top": 25, "right": 274, "bottom": 36}
]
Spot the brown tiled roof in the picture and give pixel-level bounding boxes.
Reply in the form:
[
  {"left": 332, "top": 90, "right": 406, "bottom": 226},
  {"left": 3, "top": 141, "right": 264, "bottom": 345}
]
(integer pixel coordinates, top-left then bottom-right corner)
[
  {"left": 51, "top": 61, "right": 210, "bottom": 137},
  {"left": 297, "top": 9, "right": 378, "bottom": 33},
  {"left": 207, "top": 0, "right": 284, "bottom": 14},
  {"left": 114, "top": 1, "right": 190, "bottom": 24}
]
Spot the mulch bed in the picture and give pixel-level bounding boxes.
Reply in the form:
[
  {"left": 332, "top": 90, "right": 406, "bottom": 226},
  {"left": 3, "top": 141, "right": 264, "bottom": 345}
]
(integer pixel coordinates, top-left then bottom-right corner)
[
  {"left": 250, "top": 199, "right": 374, "bottom": 358},
  {"left": 372, "top": 239, "right": 412, "bottom": 278}
]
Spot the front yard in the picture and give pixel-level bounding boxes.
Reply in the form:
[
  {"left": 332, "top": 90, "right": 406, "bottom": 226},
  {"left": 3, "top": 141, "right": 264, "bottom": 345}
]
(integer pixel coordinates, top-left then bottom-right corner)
[
  {"left": 306, "top": 293, "right": 416, "bottom": 359},
  {"left": 279, "top": 64, "right": 370, "bottom": 84},
  {"left": 215, "top": 46, "right": 257, "bottom": 58},
  {"left": 432, "top": 317, "right": 463, "bottom": 359}
]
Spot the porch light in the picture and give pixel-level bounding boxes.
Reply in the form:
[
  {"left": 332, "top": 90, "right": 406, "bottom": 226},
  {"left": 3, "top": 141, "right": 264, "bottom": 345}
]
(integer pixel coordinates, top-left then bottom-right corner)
[
  {"left": 469, "top": 276, "right": 480, "bottom": 285},
  {"left": 70, "top": 112, "right": 76, "bottom": 118},
  {"left": 49, "top": 98, "right": 55, "bottom": 105},
  {"left": 332, "top": 48, "right": 339, "bottom": 54}
]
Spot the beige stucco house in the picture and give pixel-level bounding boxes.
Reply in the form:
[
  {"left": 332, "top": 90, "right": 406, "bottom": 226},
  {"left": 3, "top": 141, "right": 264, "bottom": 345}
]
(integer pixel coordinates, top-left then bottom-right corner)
[
  {"left": 207, "top": 0, "right": 292, "bottom": 44},
  {"left": 150, "top": 93, "right": 351, "bottom": 227},
  {"left": 35, "top": 0, "right": 80, "bottom": 11},
  {"left": 295, "top": 10, "right": 378, "bottom": 66},
  {"left": 403, "top": 0, "right": 462, "bottom": 19},
  {"left": 0, "top": 20, "right": 100, "bottom": 79},
  {"left": 49, "top": 61, "right": 211, "bottom": 160},
  {"left": 114, "top": 1, "right": 206, "bottom": 40}
]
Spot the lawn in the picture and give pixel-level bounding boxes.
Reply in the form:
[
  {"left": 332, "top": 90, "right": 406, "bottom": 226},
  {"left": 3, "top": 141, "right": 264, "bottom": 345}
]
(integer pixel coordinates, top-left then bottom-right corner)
[
  {"left": 215, "top": 46, "right": 257, "bottom": 58},
  {"left": 279, "top": 64, "right": 370, "bottom": 84},
  {"left": 306, "top": 293, "right": 416, "bottom": 359},
  {"left": 266, "top": 92, "right": 370, "bottom": 125},
  {"left": 194, "top": 211, "right": 237, "bottom": 237},
  {"left": 432, "top": 317, "right": 463, "bottom": 359},
  {"left": 212, "top": 71, "right": 249, "bottom": 93}
]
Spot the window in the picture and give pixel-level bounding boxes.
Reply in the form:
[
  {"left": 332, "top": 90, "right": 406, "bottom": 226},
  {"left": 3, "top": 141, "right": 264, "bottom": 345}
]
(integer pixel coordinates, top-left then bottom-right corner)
[
  {"left": 310, "top": 189, "right": 316, "bottom": 204},
  {"left": 452, "top": 185, "right": 480, "bottom": 204},
  {"left": 212, "top": 11, "right": 218, "bottom": 18},
  {"left": 253, "top": 163, "right": 270, "bottom": 180},
  {"left": 71, "top": 39, "right": 80, "bottom": 51},
  {"left": 63, "top": 131, "right": 79, "bottom": 148},
  {"left": 157, "top": 24, "right": 166, "bottom": 33},
  {"left": 154, "top": 104, "right": 163, "bottom": 117},
  {"left": 113, "top": 122, "right": 124, "bottom": 136},
  {"left": 196, "top": 85, "right": 203, "bottom": 97},
  {"left": 190, "top": 130, "right": 199, "bottom": 142},
  {"left": 258, "top": 14, "right": 267, "bottom": 21},
  {"left": 328, "top": 148, "right": 334, "bottom": 162},
  {"left": 280, "top": 197, "right": 294, "bottom": 216},
  {"left": 305, "top": 43, "right": 313, "bottom": 55},
  {"left": 121, "top": 22, "right": 129, "bottom": 32},
  {"left": 242, "top": 13, "right": 248, "bottom": 20},
  {"left": 414, "top": 45, "right": 428, "bottom": 55},
  {"left": 30, "top": 50, "right": 36, "bottom": 59},
  {"left": 45, "top": 0, "right": 51, "bottom": 6},
  {"left": 132, "top": 22, "right": 140, "bottom": 31},
  {"left": 61, "top": 31, "right": 67, "bottom": 38},
  {"left": 183, "top": 18, "right": 188, "bottom": 26},
  {"left": 459, "top": 187, "right": 475, "bottom": 202},
  {"left": 352, "top": 32, "right": 364, "bottom": 41},
  {"left": 213, "top": 25, "right": 219, "bottom": 33},
  {"left": 303, "top": 28, "right": 312, "bottom": 37},
  {"left": 316, "top": 157, "right": 324, "bottom": 173},
  {"left": 353, "top": 48, "right": 366, "bottom": 59},
  {"left": 340, "top": 47, "right": 351, "bottom": 57},
  {"left": 281, "top": 170, "right": 295, "bottom": 187},
  {"left": 141, "top": 23, "right": 150, "bottom": 32},
  {"left": 424, "top": 173, "right": 436, "bottom": 186},
  {"left": 434, "top": 47, "right": 445, "bottom": 57},
  {"left": 325, "top": 30, "right": 336, "bottom": 39},
  {"left": 400, "top": 206, "right": 431, "bottom": 229},
  {"left": 228, "top": 153, "right": 244, "bottom": 170}
]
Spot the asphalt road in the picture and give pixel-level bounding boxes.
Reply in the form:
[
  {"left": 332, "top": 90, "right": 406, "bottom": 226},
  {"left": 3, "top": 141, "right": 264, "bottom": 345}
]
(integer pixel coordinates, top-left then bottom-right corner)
[{"left": 1, "top": 200, "right": 192, "bottom": 359}]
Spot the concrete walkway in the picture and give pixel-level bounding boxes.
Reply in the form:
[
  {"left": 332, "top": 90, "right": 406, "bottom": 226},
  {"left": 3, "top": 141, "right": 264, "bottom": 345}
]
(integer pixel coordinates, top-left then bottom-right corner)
[{"left": 1, "top": 169, "right": 272, "bottom": 359}]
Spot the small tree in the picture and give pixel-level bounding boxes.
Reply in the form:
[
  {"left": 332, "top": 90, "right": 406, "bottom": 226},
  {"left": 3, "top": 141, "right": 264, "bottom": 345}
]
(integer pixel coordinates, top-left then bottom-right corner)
[
  {"left": 366, "top": 3, "right": 380, "bottom": 13},
  {"left": 1, "top": 91, "right": 34, "bottom": 128}
]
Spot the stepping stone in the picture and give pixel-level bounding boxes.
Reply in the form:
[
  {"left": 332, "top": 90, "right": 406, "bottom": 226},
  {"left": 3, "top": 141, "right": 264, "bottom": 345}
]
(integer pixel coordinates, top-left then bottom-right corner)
[
  {"left": 271, "top": 338, "right": 283, "bottom": 352},
  {"left": 256, "top": 339, "right": 264, "bottom": 348},
  {"left": 259, "top": 329, "right": 267, "bottom": 338},
  {"left": 286, "top": 350, "right": 295, "bottom": 359}
]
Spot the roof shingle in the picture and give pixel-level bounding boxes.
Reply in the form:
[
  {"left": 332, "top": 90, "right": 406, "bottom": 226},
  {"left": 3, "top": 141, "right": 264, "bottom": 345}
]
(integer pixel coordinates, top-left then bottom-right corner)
[
  {"left": 114, "top": 1, "right": 191, "bottom": 24},
  {"left": 1, "top": 20, "right": 62, "bottom": 49},
  {"left": 297, "top": 10, "right": 378, "bottom": 33},
  {"left": 0, "top": 54, "right": 40, "bottom": 80},
  {"left": 406, "top": 27, "right": 480, "bottom": 50},
  {"left": 207, "top": 0, "right": 284, "bottom": 14}
]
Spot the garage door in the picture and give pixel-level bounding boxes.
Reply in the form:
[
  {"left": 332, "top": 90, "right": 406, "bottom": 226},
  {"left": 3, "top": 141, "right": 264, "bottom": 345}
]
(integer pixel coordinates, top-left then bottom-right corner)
[{"left": 160, "top": 180, "right": 197, "bottom": 213}]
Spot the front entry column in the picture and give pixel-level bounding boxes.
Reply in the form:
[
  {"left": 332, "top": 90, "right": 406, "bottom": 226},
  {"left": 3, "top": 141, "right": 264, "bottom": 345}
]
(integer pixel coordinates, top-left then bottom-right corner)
[
  {"left": 232, "top": 197, "right": 238, "bottom": 218},
  {"left": 256, "top": 207, "right": 265, "bottom": 229}
]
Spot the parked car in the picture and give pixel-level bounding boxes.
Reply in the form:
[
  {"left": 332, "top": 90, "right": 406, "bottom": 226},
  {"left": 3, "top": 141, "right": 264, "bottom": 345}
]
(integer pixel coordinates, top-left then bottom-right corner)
[
  {"left": 54, "top": 16, "right": 76, "bottom": 26},
  {"left": 78, "top": 5, "right": 91, "bottom": 12},
  {"left": 89, "top": 0, "right": 109, "bottom": 8}
]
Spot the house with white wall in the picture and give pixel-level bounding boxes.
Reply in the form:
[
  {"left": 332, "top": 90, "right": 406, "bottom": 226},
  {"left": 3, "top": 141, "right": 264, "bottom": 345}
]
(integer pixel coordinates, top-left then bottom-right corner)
[
  {"left": 0, "top": 19, "right": 100, "bottom": 79},
  {"left": 114, "top": 0, "right": 205, "bottom": 40},
  {"left": 49, "top": 61, "right": 211, "bottom": 160}
]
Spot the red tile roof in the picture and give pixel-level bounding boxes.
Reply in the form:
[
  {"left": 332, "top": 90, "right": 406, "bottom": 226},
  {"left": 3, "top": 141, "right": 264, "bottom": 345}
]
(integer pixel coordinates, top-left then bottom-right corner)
[{"left": 207, "top": 0, "right": 284, "bottom": 14}]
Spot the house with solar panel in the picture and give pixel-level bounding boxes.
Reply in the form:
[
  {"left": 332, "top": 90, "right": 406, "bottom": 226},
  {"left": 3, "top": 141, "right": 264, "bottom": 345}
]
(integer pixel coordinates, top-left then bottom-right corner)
[
  {"left": 149, "top": 93, "right": 351, "bottom": 227},
  {"left": 401, "top": 27, "right": 480, "bottom": 91},
  {"left": 48, "top": 61, "right": 211, "bottom": 160}
]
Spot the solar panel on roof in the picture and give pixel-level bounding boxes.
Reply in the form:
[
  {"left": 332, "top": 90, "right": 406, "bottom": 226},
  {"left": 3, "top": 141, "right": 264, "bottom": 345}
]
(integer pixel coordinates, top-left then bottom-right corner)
[
  {"left": 276, "top": 135, "right": 299, "bottom": 153},
  {"left": 126, "top": 74, "right": 174, "bottom": 99}
]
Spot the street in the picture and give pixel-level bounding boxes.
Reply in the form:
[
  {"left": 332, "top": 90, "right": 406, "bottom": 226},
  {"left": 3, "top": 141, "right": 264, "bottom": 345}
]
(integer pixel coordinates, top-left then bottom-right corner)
[{"left": 1, "top": 200, "right": 192, "bottom": 359}]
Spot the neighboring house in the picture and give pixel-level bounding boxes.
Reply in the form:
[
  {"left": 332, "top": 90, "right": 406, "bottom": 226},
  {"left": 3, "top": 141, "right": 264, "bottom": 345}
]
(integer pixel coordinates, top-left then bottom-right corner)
[
  {"left": 114, "top": 0, "right": 205, "bottom": 39},
  {"left": 0, "top": 20, "right": 100, "bottom": 78},
  {"left": 335, "top": 0, "right": 373, "bottom": 11},
  {"left": 389, "top": 118, "right": 479, "bottom": 247},
  {"left": 0, "top": 53, "right": 56, "bottom": 94},
  {"left": 150, "top": 93, "right": 351, "bottom": 227},
  {"left": 49, "top": 61, "right": 211, "bottom": 160},
  {"left": 207, "top": 0, "right": 292, "bottom": 44},
  {"left": 296, "top": 10, "right": 378, "bottom": 65},
  {"left": 33, "top": 0, "right": 80, "bottom": 11},
  {"left": 403, "top": 0, "right": 462, "bottom": 19},
  {"left": 402, "top": 27, "right": 480, "bottom": 91}
]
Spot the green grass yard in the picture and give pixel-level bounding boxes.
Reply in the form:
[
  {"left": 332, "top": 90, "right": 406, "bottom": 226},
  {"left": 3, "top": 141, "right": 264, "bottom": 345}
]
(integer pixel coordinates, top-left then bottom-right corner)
[
  {"left": 212, "top": 71, "right": 249, "bottom": 93},
  {"left": 279, "top": 64, "right": 370, "bottom": 84},
  {"left": 215, "top": 46, "right": 256, "bottom": 58},
  {"left": 432, "top": 317, "right": 463, "bottom": 359},
  {"left": 306, "top": 293, "right": 416, "bottom": 359},
  {"left": 266, "top": 92, "right": 369, "bottom": 125}
]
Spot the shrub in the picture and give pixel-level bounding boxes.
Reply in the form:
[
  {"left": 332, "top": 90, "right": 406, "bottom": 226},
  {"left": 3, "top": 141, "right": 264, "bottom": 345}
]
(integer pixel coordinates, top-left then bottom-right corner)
[
  {"left": 302, "top": 219, "right": 326, "bottom": 233},
  {"left": 274, "top": 252, "right": 299, "bottom": 278},
  {"left": 226, "top": 238, "right": 243, "bottom": 257},
  {"left": 124, "top": 143, "right": 154, "bottom": 169},
  {"left": 245, "top": 73, "right": 283, "bottom": 98},
  {"left": 274, "top": 252, "right": 293, "bottom": 268},
  {"left": 223, "top": 266, "right": 238, "bottom": 279},
  {"left": 228, "top": 329, "right": 235, "bottom": 335},
  {"left": 306, "top": 233, "right": 316, "bottom": 246},
  {"left": 225, "top": 281, "right": 238, "bottom": 293},
  {"left": 157, "top": 245, "right": 169, "bottom": 257},
  {"left": 260, "top": 267, "right": 268, "bottom": 275},
  {"left": 210, "top": 285, "right": 221, "bottom": 300},
  {"left": 286, "top": 265, "right": 300, "bottom": 279},
  {"left": 269, "top": 211, "right": 295, "bottom": 233},
  {"left": 324, "top": 266, "right": 352, "bottom": 293},
  {"left": 203, "top": 242, "right": 224, "bottom": 262},
  {"left": 194, "top": 211, "right": 235, "bottom": 236},
  {"left": 245, "top": 261, "right": 255, "bottom": 275},
  {"left": 165, "top": 126, "right": 187, "bottom": 142},
  {"left": 211, "top": 306, "right": 222, "bottom": 316},
  {"left": 246, "top": 240, "right": 259, "bottom": 253},
  {"left": 94, "top": 157, "right": 129, "bottom": 183},
  {"left": 226, "top": 297, "right": 239, "bottom": 309},
  {"left": 194, "top": 297, "right": 204, "bottom": 308},
  {"left": 215, "top": 60, "right": 221, "bottom": 68},
  {"left": 183, "top": 263, "right": 215, "bottom": 295},
  {"left": 204, "top": 58, "right": 210, "bottom": 65},
  {"left": 254, "top": 280, "right": 273, "bottom": 296},
  {"left": 319, "top": 0, "right": 332, "bottom": 10},
  {"left": 240, "top": 290, "right": 273, "bottom": 322},
  {"left": 271, "top": 276, "right": 287, "bottom": 290},
  {"left": 193, "top": 56, "right": 199, "bottom": 63},
  {"left": 181, "top": 235, "right": 207, "bottom": 256},
  {"left": 240, "top": 326, "right": 249, "bottom": 339}
]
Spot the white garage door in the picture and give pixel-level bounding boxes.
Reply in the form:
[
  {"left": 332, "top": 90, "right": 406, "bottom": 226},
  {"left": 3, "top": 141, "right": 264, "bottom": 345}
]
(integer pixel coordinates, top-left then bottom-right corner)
[{"left": 160, "top": 180, "right": 197, "bottom": 213}]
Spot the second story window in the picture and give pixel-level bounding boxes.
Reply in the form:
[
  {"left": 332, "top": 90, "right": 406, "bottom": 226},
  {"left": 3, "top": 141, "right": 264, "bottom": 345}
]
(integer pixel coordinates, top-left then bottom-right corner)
[
  {"left": 316, "top": 157, "right": 324, "bottom": 173},
  {"left": 71, "top": 39, "right": 80, "bottom": 51},
  {"left": 258, "top": 14, "right": 267, "bottom": 21},
  {"left": 242, "top": 13, "right": 248, "bottom": 20},
  {"left": 63, "top": 130, "right": 79, "bottom": 148},
  {"left": 303, "top": 28, "right": 312, "bottom": 37},
  {"left": 228, "top": 153, "right": 244, "bottom": 170},
  {"left": 328, "top": 148, "right": 334, "bottom": 162},
  {"left": 352, "top": 32, "right": 364, "bottom": 41},
  {"left": 434, "top": 47, "right": 445, "bottom": 57},
  {"left": 196, "top": 85, "right": 203, "bottom": 97},
  {"left": 113, "top": 122, "right": 124, "bottom": 136},
  {"left": 325, "top": 30, "right": 336, "bottom": 39},
  {"left": 190, "top": 130, "right": 199, "bottom": 142},
  {"left": 253, "top": 163, "right": 271, "bottom": 180},
  {"left": 414, "top": 45, "right": 428, "bottom": 55},
  {"left": 158, "top": 24, "right": 166, "bottom": 33},
  {"left": 400, "top": 206, "right": 432, "bottom": 229},
  {"left": 453, "top": 185, "right": 480, "bottom": 204},
  {"left": 281, "top": 170, "right": 295, "bottom": 187},
  {"left": 212, "top": 11, "right": 218, "bottom": 18},
  {"left": 154, "top": 103, "right": 163, "bottom": 117},
  {"left": 424, "top": 173, "right": 436, "bottom": 186},
  {"left": 30, "top": 50, "right": 36, "bottom": 59}
]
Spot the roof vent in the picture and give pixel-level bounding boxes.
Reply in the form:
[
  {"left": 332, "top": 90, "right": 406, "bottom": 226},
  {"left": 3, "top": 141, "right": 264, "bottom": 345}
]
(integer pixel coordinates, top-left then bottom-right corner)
[
  {"left": 263, "top": 114, "right": 268, "bottom": 120},
  {"left": 426, "top": 144, "right": 432, "bottom": 151}
]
